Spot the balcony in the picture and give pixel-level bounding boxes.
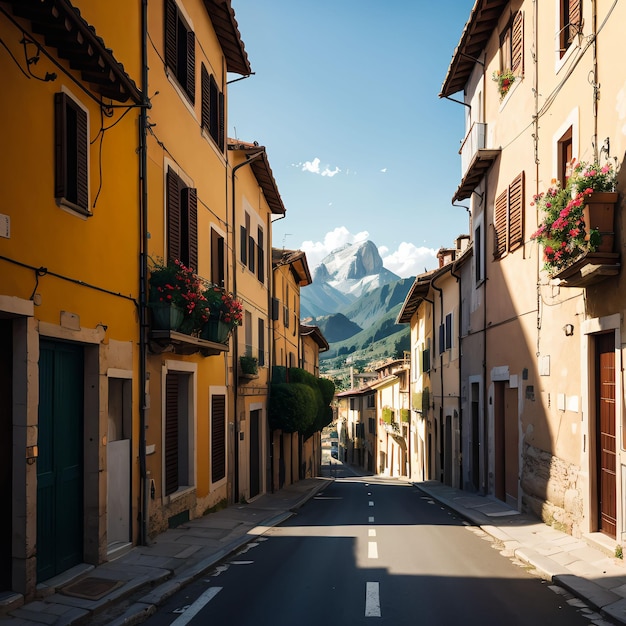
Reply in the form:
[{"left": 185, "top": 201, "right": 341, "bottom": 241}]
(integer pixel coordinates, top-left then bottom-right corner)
[
  {"left": 149, "top": 329, "right": 229, "bottom": 356},
  {"left": 453, "top": 122, "right": 501, "bottom": 203},
  {"left": 550, "top": 252, "right": 620, "bottom": 288}
]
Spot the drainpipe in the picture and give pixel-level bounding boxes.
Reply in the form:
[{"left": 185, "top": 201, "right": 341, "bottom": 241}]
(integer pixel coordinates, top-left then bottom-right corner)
[
  {"left": 230, "top": 149, "right": 266, "bottom": 501},
  {"left": 423, "top": 296, "right": 435, "bottom": 480},
  {"left": 138, "top": 0, "right": 150, "bottom": 546}
]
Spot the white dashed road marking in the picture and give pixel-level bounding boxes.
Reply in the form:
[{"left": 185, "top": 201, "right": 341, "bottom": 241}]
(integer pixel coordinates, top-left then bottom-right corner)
[
  {"left": 365, "top": 582, "right": 381, "bottom": 617},
  {"left": 171, "top": 587, "right": 222, "bottom": 625},
  {"left": 368, "top": 541, "right": 378, "bottom": 559},
  {"left": 368, "top": 529, "right": 376, "bottom": 537}
]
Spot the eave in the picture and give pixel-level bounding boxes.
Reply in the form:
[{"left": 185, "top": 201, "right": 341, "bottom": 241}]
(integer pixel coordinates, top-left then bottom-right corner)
[
  {"left": 203, "top": 0, "right": 251, "bottom": 76},
  {"left": 2, "top": 0, "right": 142, "bottom": 104},
  {"left": 440, "top": 0, "right": 507, "bottom": 98},
  {"left": 272, "top": 248, "right": 312, "bottom": 286},
  {"left": 452, "top": 148, "right": 501, "bottom": 202},
  {"left": 300, "top": 324, "right": 330, "bottom": 352},
  {"left": 396, "top": 269, "right": 437, "bottom": 324},
  {"left": 229, "top": 141, "right": 286, "bottom": 215}
]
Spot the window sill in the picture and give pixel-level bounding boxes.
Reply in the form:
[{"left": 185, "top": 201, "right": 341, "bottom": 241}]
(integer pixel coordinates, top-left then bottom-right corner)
[
  {"left": 149, "top": 330, "right": 228, "bottom": 356},
  {"left": 165, "top": 485, "right": 195, "bottom": 505},
  {"left": 56, "top": 197, "right": 92, "bottom": 218}
]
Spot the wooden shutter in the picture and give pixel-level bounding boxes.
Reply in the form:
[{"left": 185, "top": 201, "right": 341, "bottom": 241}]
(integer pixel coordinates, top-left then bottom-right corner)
[
  {"left": 164, "top": 0, "right": 177, "bottom": 73},
  {"left": 164, "top": 373, "right": 179, "bottom": 496},
  {"left": 511, "top": 11, "right": 523, "bottom": 75},
  {"left": 240, "top": 225, "right": 247, "bottom": 265},
  {"left": 218, "top": 91, "right": 225, "bottom": 152},
  {"left": 494, "top": 189, "right": 508, "bottom": 258},
  {"left": 209, "top": 74, "right": 219, "bottom": 144},
  {"left": 182, "top": 186, "right": 198, "bottom": 270},
  {"left": 248, "top": 235, "right": 255, "bottom": 273},
  {"left": 445, "top": 313, "right": 452, "bottom": 350},
  {"left": 211, "top": 394, "right": 226, "bottom": 483},
  {"left": 167, "top": 168, "right": 181, "bottom": 262},
  {"left": 201, "top": 65, "right": 210, "bottom": 130},
  {"left": 257, "top": 227, "right": 264, "bottom": 283},
  {"left": 569, "top": 0, "right": 582, "bottom": 35},
  {"left": 186, "top": 29, "right": 195, "bottom": 103},
  {"left": 271, "top": 297, "right": 280, "bottom": 321},
  {"left": 54, "top": 93, "right": 67, "bottom": 201},
  {"left": 258, "top": 318, "right": 265, "bottom": 366},
  {"left": 508, "top": 172, "right": 525, "bottom": 252},
  {"left": 75, "top": 103, "right": 88, "bottom": 210},
  {"left": 211, "top": 228, "right": 225, "bottom": 286},
  {"left": 438, "top": 324, "right": 445, "bottom": 354}
]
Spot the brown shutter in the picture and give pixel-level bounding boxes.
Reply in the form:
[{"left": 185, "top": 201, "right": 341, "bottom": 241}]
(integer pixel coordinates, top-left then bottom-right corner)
[
  {"left": 508, "top": 172, "right": 525, "bottom": 252},
  {"left": 569, "top": 0, "right": 582, "bottom": 30},
  {"left": 494, "top": 189, "right": 508, "bottom": 258},
  {"left": 211, "top": 394, "right": 226, "bottom": 483},
  {"left": 183, "top": 186, "right": 198, "bottom": 270},
  {"left": 240, "top": 225, "right": 247, "bottom": 265},
  {"left": 257, "top": 227, "right": 264, "bottom": 283},
  {"left": 201, "top": 64, "right": 210, "bottom": 130},
  {"left": 209, "top": 74, "right": 219, "bottom": 144},
  {"left": 258, "top": 318, "right": 265, "bottom": 366},
  {"left": 54, "top": 93, "right": 67, "bottom": 201},
  {"left": 218, "top": 91, "right": 225, "bottom": 152},
  {"left": 75, "top": 104, "right": 88, "bottom": 210},
  {"left": 165, "top": 373, "right": 179, "bottom": 496},
  {"left": 167, "top": 168, "right": 181, "bottom": 262},
  {"left": 164, "top": 0, "right": 177, "bottom": 73},
  {"left": 186, "top": 29, "right": 195, "bottom": 103},
  {"left": 511, "top": 11, "right": 523, "bottom": 75}
]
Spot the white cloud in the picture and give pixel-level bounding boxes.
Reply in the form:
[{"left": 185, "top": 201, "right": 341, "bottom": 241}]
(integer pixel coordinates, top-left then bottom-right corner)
[
  {"left": 380, "top": 167, "right": 387, "bottom": 173},
  {"left": 380, "top": 242, "right": 438, "bottom": 278},
  {"left": 296, "top": 157, "right": 342, "bottom": 177},
  {"left": 301, "top": 227, "right": 369, "bottom": 270}
]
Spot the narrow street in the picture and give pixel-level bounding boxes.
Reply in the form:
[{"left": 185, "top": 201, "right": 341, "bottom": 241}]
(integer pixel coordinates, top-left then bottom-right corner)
[{"left": 143, "top": 460, "right": 594, "bottom": 626}]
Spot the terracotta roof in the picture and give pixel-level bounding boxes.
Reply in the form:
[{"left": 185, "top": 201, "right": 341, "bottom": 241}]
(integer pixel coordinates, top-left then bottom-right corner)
[
  {"left": 272, "top": 248, "right": 312, "bottom": 286},
  {"left": 228, "top": 140, "right": 286, "bottom": 215},
  {"left": 203, "top": 0, "right": 251, "bottom": 76},
  {"left": 3, "top": 0, "right": 142, "bottom": 103},
  {"left": 300, "top": 324, "right": 329, "bottom": 352},
  {"left": 396, "top": 263, "right": 455, "bottom": 325},
  {"left": 439, "top": 0, "right": 507, "bottom": 98}
]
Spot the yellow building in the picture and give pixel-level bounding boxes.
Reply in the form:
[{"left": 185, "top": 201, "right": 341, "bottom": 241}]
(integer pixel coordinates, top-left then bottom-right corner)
[
  {"left": 142, "top": 0, "right": 252, "bottom": 535},
  {"left": 227, "top": 140, "right": 286, "bottom": 503},
  {"left": 0, "top": 0, "right": 142, "bottom": 599}
]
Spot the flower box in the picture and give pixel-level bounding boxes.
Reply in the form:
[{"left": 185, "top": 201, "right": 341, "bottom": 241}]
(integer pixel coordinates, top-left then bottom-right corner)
[
  {"left": 582, "top": 192, "right": 618, "bottom": 253},
  {"left": 150, "top": 302, "right": 184, "bottom": 331},
  {"left": 201, "top": 319, "right": 233, "bottom": 344}
]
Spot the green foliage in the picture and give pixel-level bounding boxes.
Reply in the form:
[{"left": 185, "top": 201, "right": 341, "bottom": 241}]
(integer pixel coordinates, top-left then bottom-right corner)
[
  {"left": 382, "top": 407, "right": 393, "bottom": 424},
  {"left": 269, "top": 383, "right": 317, "bottom": 433},
  {"left": 400, "top": 408, "right": 410, "bottom": 423},
  {"left": 239, "top": 355, "right": 258, "bottom": 375},
  {"left": 317, "top": 377, "right": 336, "bottom": 405},
  {"left": 271, "top": 365, "right": 287, "bottom": 384}
]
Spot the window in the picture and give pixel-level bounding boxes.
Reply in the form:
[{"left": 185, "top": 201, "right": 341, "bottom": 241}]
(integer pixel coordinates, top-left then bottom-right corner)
[
  {"left": 438, "top": 323, "right": 445, "bottom": 355},
  {"left": 164, "top": 0, "right": 195, "bottom": 103},
  {"left": 240, "top": 213, "right": 248, "bottom": 266},
  {"left": 54, "top": 93, "right": 88, "bottom": 213},
  {"left": 167, "top": 167, "right": 197, "bottom": 269},
  {"left": 494, "top": 172, "right": 525, "bottom": 259},
  {"left": 499, "top": 11, "right": 523, "bottom": 75},
  {"left": 201, "top": 65, "right": 224, "bottom": 151},
  {"left": 258, "top": 318, "right": 265, "bottom": 366},
  {"left": 244, "top": 310, "right": 252, "bottom": 356},
  {"left": 475, "top": 222, "right": 484, "bottom": 283},
  {"left": 558, "top": 127, "right": 573, "bottom": 186},
  {"left": 210, "top": 228, "right": 225, "bottom": 287},
  {"left": 422, "top": 345, "right": 431, "bottom": 373},
  {"left": 211, "top": 394, "right": 226, "bottom": 483},
  {"left": 560, "top": 0, "right": 582, "bottom": 58},
  {"left": 445, "top": 313, "right": 453, "bottom": 350},
  {"left": 164, "top": 371, "right": 193, "bottom": 495},
  {"left": 367, "top": 394, "right": 375, "bottom": 409},
  {"left": 350, "top": 398, "right": 356, "bottom": 411}
]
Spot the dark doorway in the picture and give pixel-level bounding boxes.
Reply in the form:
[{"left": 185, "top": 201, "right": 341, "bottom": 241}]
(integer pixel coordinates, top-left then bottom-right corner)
[
  {"left": 37, "top": 340, "right": 84, "bottom": 581},
  {"left": 249, "top": 409, "right": 260, "bottom": 498},
  {"left": 596, "top": 332, "right": 616, "bottom": 538},
  {"left": 0, "top": 320, "right": 13, "bottom": 590}
]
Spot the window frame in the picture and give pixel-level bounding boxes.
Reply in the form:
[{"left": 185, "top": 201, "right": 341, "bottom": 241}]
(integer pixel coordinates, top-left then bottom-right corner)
[
  {"left": 201, "top": 64, "right": 224, "bottom": 151},
  {"left": 167, "top": 166, "right": 197, "bottom": 270},
  {"left": 560, "top": 0, "right": 582, "bottom": 59},
  {"left": 493, "top": 172, "right": 525, "bottom": 260}
]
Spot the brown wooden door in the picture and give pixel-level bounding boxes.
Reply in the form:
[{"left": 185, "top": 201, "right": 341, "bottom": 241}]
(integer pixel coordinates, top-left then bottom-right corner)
[{"left": 596, "top": 333, "right": 616, "bottom": 538}]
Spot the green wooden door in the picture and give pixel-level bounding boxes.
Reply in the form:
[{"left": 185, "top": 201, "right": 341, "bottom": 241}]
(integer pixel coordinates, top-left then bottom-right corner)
[{"left": 37, "top": 340, "right": 84, "bottom": 581}]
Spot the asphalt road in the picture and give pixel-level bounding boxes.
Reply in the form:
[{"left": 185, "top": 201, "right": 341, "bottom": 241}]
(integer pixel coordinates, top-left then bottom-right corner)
[{"left": 144, "top": 466, "right": 595, "bottom": 626}]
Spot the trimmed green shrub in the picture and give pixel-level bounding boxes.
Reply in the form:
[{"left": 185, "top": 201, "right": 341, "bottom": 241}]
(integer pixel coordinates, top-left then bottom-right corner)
[{"left": 269, "top": 383, "right": 317, "bottom": 433}]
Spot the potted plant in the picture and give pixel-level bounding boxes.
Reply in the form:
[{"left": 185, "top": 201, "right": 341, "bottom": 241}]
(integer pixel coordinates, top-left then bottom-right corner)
[
  {"left": 148, "top": 257, "right": 208, "bottom": 334},
  {"left": 492, "top": 68, "right": 516, "bottom": 100},
  {"left": 239, "top": 355, "right": 259, "bottom": 376},
  {"left": 200, "top": 284, "right": 243, "bottom": 343},
  {"left": 531, "top": 160, "right": 618, "bottom": 274}
]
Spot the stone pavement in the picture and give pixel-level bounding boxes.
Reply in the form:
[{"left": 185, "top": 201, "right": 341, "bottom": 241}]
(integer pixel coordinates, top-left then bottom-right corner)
[
  {"left": 4, "top": 468, "right": 626, "bottom": 625},
  {"left": 0, "top": 475, "right": 333, "bottom": 626},
  {"left": 418, "top": 480, "right": 626, "bottom": 625}
]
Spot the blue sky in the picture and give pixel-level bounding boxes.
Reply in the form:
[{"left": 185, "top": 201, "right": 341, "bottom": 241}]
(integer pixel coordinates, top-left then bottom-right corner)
[{"left": 227, "top": 1, "right": 473, "bottom": 278}]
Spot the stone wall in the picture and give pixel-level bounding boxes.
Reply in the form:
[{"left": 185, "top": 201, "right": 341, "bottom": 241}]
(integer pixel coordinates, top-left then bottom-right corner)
[{"left": 521, "top": 443, "right": 584, "bottom": 536}]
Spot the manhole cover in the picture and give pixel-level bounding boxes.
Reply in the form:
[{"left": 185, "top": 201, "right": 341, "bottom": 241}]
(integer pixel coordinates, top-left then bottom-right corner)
[{"left": 61, "top": 577, "right": 124, "bottom": 600}]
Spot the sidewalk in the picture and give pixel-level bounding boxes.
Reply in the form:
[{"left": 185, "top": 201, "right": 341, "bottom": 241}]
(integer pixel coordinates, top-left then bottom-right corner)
[
  {"left": 0, "top": 476, "right": 332, "bottom": 626},
  {"left": 417, "top": 480, "right": 626, "bottom": 625}
]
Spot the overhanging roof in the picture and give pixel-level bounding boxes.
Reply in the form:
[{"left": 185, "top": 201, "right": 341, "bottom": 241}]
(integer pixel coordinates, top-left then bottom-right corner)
[
  {"left": 452, "top": 148, "right": 501, "bottom": 202},
  {"left": 272, "top": 248, "right": 312, "bottom": 286},
  {"left": 229, "top": 140, "right": 286, "bottom": 215},
  {"left": 203, "top": 0, "right": 251, "bottom": 76},
  {"left": 300, "top": 324, "right": 330, "bottom": 352},
  {"left": 439, "top": 0, "right": 507, "bottom": 98},
  {"left": 396, "top": 269, "right": 437, "bottom": 324},
  {"left": 3, "top": 0, "right": 142, "bottom": 103}
]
